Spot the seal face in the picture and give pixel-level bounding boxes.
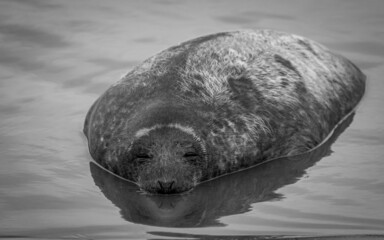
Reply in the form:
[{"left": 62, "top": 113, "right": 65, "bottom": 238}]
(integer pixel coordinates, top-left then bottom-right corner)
[
  {"left": 84, "top": 30, "right": 366, "bottom": 194},
  {"left": 126, "top": 124, "right": 206, "bottom": 193}
]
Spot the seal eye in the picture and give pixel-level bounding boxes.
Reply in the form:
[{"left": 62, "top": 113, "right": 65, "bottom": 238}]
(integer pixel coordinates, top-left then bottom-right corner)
[
  {"left": 183, "top": 152, "right": 198, "bottom": 158},
  {"left": 136, "top": 153, "right": 152, "bottom": 159}
]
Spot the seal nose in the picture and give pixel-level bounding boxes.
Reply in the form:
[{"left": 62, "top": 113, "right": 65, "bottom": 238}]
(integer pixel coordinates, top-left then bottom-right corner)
[{"left": 157, "top": 180, "right": 175, "bottom": 193}]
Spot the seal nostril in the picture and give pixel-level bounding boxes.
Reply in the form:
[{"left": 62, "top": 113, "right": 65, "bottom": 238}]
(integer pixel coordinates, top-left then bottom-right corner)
[
  {"left": 169, "top": 181, "right": 175, "bottom": 190},
  {"left": 157, "top": 180, "right": 163, "bottom": 190},
  {"left": 157, "top": 180, "right": 175, "bottom": 192}
]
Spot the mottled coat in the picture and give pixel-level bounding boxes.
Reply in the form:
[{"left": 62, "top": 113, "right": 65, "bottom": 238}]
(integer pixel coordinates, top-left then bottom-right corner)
[{"left": 84, "top": 30, "right": 365, "bottom": 193}]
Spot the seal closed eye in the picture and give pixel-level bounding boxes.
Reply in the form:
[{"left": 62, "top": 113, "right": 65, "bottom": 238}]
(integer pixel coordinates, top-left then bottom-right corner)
[
  {"left": 83, "top": 29, "right": 366, "bottom": 194},
  {"left": 184, "top": 152, "right": 198, "bottom": 158},
  {"left": 135, "top": 153, "right": 152, "bottom": 159}
]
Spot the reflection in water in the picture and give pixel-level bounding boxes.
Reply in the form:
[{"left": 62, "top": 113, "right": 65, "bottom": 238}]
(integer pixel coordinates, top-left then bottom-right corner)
[
  {"left": 148, "top": 231, "right": 384, "bottom": 240},
  {"left": 91, "top": 112, "right": 355, "bottom": 228}
]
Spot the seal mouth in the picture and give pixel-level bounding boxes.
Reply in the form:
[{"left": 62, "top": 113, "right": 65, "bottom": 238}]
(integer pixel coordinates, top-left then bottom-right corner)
[
  {"left": 137, "top": 164, "right": 200, "bottom": 195},
  {"left": 139, "top": 180, "right": 195, "bottom": 195}
]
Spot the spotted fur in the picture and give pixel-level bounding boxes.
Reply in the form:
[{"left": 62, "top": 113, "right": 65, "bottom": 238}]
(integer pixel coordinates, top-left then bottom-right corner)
[{"left": 84, "top": 29, "right": 365, "bottom": 193}]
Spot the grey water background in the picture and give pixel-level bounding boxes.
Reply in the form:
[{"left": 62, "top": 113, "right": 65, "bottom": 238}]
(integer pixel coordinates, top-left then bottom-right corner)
[{"left": 0, "top": 0, "right": 384, "bottom": 239}]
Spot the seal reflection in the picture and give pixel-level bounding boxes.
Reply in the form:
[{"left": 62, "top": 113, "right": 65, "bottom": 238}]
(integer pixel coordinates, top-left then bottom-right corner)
[{"left": 90, "top": 112, "right": 354, "bottom": 227}]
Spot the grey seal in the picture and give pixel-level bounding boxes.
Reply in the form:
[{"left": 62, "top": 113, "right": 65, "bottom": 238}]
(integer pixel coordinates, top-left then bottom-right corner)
[{"left": 84, "top": 30, "right": 365, "bottom": 194}]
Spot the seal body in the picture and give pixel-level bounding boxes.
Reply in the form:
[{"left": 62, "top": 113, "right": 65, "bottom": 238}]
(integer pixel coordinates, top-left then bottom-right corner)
[{"left": 84, "top": 30, "right": 365, "bottom": 194}]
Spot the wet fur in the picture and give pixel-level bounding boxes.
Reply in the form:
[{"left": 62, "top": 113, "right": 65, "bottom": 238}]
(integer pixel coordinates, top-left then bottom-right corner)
[{"left": 84, "top": 30, "right": 366, "bottom": 192}]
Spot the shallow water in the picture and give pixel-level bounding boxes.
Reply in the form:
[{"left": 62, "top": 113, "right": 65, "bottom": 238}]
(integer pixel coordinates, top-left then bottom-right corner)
[{"left": 0, "top": 0, "right": 384, "bottom": 239}]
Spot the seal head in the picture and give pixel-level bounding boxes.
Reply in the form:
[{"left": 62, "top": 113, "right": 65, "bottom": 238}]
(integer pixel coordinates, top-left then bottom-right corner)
[{"left": 84, "top": 96, "right": 210, "bottom": 193}]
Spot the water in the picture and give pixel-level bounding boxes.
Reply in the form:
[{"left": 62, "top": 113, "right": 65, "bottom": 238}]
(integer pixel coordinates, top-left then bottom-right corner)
[{"left": 0, "top": 0, "right": 383, "bottom": 239}]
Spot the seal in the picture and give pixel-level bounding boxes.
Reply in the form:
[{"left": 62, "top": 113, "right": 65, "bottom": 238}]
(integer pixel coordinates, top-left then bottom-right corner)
[{"left": 84, "top": 30, "right": 366, "bottom": 194}]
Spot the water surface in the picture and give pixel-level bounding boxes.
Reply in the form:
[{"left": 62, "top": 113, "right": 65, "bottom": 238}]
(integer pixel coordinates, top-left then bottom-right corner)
[{"left": 1, "top": 0, "right": 384, "bottom": 239}]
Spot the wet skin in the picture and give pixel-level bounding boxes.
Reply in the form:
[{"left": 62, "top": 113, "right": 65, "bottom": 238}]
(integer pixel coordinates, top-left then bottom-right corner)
[{"left": 84, "top": 30, "right": 365, "bottom": 194}]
